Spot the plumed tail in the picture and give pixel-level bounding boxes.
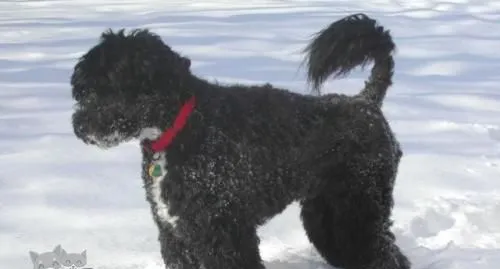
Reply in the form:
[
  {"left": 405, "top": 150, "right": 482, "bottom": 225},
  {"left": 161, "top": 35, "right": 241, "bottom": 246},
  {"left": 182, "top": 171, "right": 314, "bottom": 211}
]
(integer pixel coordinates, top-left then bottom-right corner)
[{"left": 304, "top": 13, "right": 395, "bottom": 106}]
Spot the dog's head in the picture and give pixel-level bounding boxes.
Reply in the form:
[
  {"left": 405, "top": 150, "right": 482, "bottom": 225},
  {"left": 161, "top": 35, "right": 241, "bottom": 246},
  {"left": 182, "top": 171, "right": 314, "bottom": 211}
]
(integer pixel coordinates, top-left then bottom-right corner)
[{"left": 70, "top": 29, "right": 191, "bottom": 148}]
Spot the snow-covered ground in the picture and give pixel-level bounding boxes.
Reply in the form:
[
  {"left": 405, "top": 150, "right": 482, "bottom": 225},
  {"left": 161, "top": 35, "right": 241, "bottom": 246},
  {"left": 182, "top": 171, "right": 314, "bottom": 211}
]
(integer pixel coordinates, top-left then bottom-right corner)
[{"left": 1, "top": 0, "right": 500, "bottom": 268}]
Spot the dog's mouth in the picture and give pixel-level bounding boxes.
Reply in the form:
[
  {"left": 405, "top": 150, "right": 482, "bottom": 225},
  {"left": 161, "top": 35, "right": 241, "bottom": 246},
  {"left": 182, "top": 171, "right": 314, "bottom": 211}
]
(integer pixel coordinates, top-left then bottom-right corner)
[
  {"left": 79, "top": 127, "right": 140, "bottom": 149},
  {"left": 73, "top": 102, "right": 82, "bottom": 110},
  {"left": 84, "top": 131, "right": 124, "bottom": 149},
  {"left": 72, "top": 104, "right": 139, "bottom": 149}
]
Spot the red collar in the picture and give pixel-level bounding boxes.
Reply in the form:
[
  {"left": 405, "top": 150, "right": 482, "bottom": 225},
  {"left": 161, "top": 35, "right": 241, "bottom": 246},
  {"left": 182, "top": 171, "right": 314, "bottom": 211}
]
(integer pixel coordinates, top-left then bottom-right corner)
[{"left": 144, "top": 96, "right": 196, "bottom": 153}]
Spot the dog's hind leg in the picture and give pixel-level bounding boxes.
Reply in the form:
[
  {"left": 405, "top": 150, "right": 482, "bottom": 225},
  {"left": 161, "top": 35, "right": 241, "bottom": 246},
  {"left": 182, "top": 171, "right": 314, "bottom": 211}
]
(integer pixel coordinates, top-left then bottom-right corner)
[{"left": 300, "top": 159, "right": 410, "bottom": 269}]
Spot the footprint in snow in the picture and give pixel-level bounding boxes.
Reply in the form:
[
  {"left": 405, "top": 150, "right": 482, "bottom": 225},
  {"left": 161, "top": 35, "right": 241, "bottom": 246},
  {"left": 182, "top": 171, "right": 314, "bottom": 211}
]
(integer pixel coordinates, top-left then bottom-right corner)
[
  {"left": 409, "top": 206, "right": 456, "bottom": 238},
  {"left": 408, "top": 194, "right": 500, "bottom": 249}
]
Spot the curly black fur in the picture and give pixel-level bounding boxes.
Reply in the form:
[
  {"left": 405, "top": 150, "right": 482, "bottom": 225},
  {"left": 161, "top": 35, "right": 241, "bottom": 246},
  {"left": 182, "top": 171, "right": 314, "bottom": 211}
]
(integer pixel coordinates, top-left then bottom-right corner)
[
  {"left": 71, "top": 13, "right": 410, "bottom": 269},
  {"left": 304, "top": 13, "right": 395, "bottom": 105}
]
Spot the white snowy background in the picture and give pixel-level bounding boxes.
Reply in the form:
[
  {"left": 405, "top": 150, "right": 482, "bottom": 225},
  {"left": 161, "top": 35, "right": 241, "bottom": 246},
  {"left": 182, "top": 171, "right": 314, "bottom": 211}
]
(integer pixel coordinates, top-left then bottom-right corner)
[{"left": 1, "top": 0, "right": 500, "bottom": 268}]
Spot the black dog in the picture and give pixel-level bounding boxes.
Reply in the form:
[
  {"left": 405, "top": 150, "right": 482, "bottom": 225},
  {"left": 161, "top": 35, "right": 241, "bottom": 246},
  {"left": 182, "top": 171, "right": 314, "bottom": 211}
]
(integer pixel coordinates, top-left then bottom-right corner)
[{"left": 71, "top": 13, "right": 410, "bottom": 269}]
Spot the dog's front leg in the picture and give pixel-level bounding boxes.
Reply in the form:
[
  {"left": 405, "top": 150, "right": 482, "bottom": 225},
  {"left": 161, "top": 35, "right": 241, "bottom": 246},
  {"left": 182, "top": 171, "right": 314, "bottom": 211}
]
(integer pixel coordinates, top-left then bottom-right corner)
[
  {"left": 158, "top": 226, "right": 200, "bottom": 269},
  {"left": 184, "top": 214, "right": 265, "bottom": 269}
]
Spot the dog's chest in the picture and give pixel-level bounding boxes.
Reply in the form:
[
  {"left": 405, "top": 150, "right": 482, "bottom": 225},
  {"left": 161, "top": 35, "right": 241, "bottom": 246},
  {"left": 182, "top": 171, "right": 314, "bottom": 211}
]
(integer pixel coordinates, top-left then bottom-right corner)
[
  {"left": 145, "top": 151, "right": 180, "bottom": 227},
  {"left": 140, "top": 128, "right": 179, "bottom": 227}
]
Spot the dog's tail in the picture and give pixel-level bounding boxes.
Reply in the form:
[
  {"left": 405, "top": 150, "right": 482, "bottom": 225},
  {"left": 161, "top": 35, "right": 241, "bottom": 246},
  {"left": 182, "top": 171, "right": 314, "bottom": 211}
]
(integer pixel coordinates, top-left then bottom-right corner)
[{"left": 304, "top": 13, "right": 395, "bottom": 106}]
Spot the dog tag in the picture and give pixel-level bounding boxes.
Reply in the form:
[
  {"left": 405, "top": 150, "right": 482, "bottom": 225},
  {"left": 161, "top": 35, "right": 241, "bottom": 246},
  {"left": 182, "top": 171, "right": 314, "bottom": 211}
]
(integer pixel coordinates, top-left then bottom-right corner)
[{"left": 148, "top": 163, "right": 163, "bottom": 178}]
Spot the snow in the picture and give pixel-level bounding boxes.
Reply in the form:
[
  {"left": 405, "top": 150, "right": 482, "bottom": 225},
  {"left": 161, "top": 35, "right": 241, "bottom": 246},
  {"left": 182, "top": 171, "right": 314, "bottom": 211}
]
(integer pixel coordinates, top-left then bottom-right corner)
[{"left": 1, "top": 0, "right": 499, "bottom": 268}]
